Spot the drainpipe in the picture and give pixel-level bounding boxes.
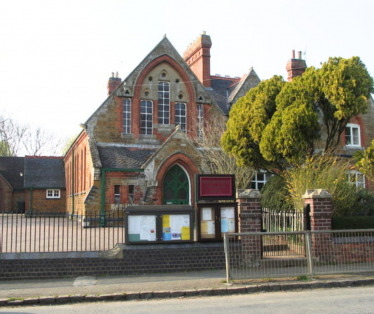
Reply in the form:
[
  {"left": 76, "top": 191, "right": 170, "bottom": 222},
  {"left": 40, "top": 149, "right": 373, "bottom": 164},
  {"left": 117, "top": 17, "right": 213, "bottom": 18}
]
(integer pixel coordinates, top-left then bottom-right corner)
[
  {"left": 29, "top": 188, "right": 33, "bottom": 216},
  {"left": 100, "top": 169, "right": 106, "bottom": 227},
  {"left": 72, "top": 150, "right": 75, "bottom": 217}
]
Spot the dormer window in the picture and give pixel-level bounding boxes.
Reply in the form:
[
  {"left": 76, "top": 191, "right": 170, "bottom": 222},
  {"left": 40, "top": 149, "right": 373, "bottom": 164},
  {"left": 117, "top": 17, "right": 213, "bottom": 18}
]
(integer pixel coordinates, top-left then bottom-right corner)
[
  {"left": 158, "top": 81, "right": 170, "bottom": 124},
  {"left": 345, "top": 123, "right": 361, "bottom": 147}
]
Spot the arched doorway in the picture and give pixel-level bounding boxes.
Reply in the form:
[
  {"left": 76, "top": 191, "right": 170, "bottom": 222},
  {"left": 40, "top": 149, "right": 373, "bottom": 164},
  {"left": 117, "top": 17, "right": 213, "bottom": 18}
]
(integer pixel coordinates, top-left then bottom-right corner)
[{"left": 163, "top": 165, "right": 189, "bottom": 205}]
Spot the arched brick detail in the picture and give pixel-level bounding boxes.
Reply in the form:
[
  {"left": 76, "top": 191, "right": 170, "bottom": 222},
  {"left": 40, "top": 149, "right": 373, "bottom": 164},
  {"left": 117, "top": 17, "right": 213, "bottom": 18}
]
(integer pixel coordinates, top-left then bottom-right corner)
[
  {"left": 155, "top": 153, "right": 200, "bottom": 205},
  {"left": 132, "top": 55, "right": 196, "bottom": 138}
]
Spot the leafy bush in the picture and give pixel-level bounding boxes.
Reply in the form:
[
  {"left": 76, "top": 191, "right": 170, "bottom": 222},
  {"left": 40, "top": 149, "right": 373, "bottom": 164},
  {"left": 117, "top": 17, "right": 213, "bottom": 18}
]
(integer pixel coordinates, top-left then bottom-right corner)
[
  {"left": 261, "top": 175, "right": 293, "bottom": 211},
  {"left": 282, "top": 153, "right": 357, "bottom": 214}
]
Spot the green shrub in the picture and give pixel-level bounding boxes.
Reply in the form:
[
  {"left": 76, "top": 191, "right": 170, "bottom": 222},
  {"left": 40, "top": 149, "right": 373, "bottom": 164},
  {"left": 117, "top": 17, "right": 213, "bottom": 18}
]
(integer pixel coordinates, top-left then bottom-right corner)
[
  {"left": 282, "top": 153, "right": 357, "bottom": 213},
  {"left": 261, "top": 175, "right": 293, "bottom": 211}
]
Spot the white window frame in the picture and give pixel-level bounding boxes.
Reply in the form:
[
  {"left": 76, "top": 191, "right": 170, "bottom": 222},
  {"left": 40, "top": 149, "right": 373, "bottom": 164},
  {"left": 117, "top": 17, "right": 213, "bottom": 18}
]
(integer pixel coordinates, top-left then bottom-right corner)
[
  {"left": 175, "top": 102, "right": 187, "bottom": 133},
  {"left": 250, "top": 171, "right": 270, "bottom": 190},
  {"left": 347, "top": 171, "right": 365, "bottom": 190},
  {"left": 140, "top": 100, "right": 153, "bottom": 135},
  {"left": 158, "top": 81, "right": 170, "bottom": 125},
  {"left": 46, "top": 189, "right": 61, "bottom": 199},
  {"left": 345, "top": 123, "right": 361, "bottom": 147},
  {"left": 122, "top": 98, "right": 131, "bottom": 134}
]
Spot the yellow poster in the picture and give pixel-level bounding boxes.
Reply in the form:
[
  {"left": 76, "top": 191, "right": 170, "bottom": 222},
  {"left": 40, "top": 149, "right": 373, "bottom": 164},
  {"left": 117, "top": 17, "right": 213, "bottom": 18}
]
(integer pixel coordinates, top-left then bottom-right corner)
[
  {"left": 181, "top": 226, "right": 190, "bottom": 240},
  {"left": 201, "top": 221, "right": 208, "bottom": 234},
  {"left": 163, "top": 215, "right": 170, "bottom": 228}
]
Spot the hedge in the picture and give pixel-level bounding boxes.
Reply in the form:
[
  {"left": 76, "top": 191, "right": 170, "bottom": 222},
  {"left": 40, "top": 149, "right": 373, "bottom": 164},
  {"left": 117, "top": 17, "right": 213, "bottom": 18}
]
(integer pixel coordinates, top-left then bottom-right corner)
[{"left": 332, "top": 216, "right": 374, "bottom": 230}]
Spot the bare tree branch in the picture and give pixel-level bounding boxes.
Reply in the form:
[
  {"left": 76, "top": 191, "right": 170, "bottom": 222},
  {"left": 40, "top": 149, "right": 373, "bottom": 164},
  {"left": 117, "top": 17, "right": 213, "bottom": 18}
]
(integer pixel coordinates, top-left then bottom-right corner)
[{"left": 192, "top": 112, "right": 254, "bottom": 190}]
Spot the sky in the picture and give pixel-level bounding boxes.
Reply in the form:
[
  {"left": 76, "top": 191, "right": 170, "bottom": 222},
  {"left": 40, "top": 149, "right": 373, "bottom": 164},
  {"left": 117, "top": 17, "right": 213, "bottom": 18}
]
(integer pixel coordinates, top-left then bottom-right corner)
[{"left": 0, "top": 0, "right": 373, "bottom": 150}]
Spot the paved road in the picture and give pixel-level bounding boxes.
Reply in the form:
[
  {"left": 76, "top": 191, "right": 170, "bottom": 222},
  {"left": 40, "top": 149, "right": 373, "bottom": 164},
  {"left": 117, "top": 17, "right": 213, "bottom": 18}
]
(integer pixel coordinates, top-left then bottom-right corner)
[{"left": 3, "top": 286, "right": 374, "bottom": 314}]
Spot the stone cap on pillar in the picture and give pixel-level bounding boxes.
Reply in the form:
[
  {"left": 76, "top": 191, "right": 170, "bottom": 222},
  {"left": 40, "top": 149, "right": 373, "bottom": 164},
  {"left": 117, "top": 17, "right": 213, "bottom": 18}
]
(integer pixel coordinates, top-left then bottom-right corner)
[
  {"left": 302, "top": 189, "right": 332, "bottom": 199},
  {"left": 237, "top": 189, "right": 261, "bottom": 199}
]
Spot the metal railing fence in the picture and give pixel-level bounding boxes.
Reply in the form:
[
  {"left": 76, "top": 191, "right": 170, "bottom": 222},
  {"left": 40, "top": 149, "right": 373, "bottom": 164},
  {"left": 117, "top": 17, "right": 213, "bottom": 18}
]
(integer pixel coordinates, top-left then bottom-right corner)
[
  {"left": 262, "top": 209, "right": 304, "bottom": 232},
  {"left": 0, "top": 211, "right": 125, "bottom": 253},
  {"left": 224, "top": 229, "right": 374, "bottom": 282}
]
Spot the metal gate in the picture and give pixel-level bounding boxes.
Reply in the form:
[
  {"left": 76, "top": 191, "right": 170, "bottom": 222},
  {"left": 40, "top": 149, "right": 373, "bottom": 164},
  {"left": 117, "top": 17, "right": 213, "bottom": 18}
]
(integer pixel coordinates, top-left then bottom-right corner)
[{"left": 261, "top": 208, "right": 308, "bottom": 258}]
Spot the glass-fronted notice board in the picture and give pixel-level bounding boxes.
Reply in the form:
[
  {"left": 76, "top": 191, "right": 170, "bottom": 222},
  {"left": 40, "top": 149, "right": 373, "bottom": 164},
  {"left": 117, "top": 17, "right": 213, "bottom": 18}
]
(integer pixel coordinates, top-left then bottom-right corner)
[
  {"left": 197, "top": 203, "right": 237, "bottom": 241},
  {"left": 125, "top": 205, "right": 193, "bottom": 244},
  {"left": 162, "top": 214, "right": 191, "bottom": 241},
  {"left": 128, "top": 215, "right": 157, "bottom": 242},
  {"left": 220, "top": 207, "right": 236, "bottom": 236}
]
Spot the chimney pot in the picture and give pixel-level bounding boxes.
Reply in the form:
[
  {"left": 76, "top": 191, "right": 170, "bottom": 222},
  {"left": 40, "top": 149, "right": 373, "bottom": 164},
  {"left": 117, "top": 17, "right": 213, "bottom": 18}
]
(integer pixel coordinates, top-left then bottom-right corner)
[
  {"left": 298, "top": 51, "right": 302, "bottom": 59},
  {"left": 116, "top": 71, "right": 118, "bottom": 78},
  {"left": 292, "top": 50, "right": 295, "bottom": 59},
  {"left": 112, "top": 72, "right": 114, "bottom": 78},
  {"left": 203, "top": 31, "right": 206, "bottom": 35}
]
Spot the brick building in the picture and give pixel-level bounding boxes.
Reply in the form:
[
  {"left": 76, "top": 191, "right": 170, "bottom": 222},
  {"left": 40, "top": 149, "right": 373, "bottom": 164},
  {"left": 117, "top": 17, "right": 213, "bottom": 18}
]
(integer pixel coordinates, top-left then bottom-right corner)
[
  {"left": 0, "top": 156, "right": 66, "bottom": 213},
  {"left": 0, "top": 34, "right": 372, "bottom": 215},
  {"left": 0, "top": 157, "right": 25, "bottom": 212},
  {"left": 61, "top": 34, "right": 374, "bottom": 218},
  {"left": 64, "top": 33, "right": 261, "bottom": 217}
]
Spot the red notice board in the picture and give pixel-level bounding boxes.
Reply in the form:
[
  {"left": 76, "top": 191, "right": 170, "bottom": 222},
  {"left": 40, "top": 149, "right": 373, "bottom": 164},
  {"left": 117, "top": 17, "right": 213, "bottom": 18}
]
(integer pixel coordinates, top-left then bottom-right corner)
[{"left": 196, "top": 174, "right": 235, "bottom": 201}]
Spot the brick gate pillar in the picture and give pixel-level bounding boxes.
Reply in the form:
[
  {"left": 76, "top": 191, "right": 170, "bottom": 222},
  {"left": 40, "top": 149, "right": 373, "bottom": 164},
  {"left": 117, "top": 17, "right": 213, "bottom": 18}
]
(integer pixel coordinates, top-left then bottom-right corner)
[
  {"left": 302, "top": 189, "right": 333, "bottom": 262},
  {"left": 237, "top": 189, "right": 262, "bottom": 266}
]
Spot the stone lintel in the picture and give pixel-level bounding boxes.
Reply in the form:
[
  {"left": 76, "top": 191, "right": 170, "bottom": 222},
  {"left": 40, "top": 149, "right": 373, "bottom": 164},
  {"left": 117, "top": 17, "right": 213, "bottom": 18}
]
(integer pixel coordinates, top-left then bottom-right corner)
[
  {"left": 237, "top": 189, "right": 261, "bottom": 199},
  {"left": 302, "top": 189, "right": 332, "bottom": 199}
]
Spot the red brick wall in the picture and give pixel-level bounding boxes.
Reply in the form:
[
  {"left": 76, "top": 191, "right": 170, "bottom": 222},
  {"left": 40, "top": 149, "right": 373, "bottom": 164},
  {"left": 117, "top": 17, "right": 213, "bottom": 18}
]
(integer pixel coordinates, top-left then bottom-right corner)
[
  {"left": 11, "top": 191, "right": 25, "bottom": 212},
  {"left": 64, "top": 131, "right": 93, "bottom": 216},
  {"left": 25, "top": 189, "right": 66, "bottom": 213}
]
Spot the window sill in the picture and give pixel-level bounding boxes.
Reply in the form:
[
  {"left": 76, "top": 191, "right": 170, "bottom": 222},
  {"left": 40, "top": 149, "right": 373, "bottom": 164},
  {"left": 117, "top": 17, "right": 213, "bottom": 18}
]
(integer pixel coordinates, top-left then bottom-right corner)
[{"left": 121, "top": 133, "right": 133, "bottom": 139}]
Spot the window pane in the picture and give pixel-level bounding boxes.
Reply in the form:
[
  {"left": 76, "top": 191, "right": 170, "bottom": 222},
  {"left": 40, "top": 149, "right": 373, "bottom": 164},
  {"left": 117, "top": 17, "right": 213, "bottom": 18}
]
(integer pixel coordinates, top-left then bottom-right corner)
[
  {"left": 175, "top": 103, "right": 186, "bottom": 133},
  {"left": 141, "top": 101, "right": 153, "bottom": 134},
  {"left": 158, "top": 82, "right": 170, "bottom": 124},
  {"left": 352, "top": 128, "right": 359, "bottom": 145},
  {"left": 123, "top": 99, "right": 131, "bottom": 134}
]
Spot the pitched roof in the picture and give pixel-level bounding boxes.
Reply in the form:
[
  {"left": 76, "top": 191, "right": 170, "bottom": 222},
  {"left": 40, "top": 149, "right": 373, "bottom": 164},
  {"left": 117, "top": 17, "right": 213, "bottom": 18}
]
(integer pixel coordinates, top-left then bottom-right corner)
[
  {"left": 24, "top": 157, "right": 65, "bottom": 188},
  {"left": 228, "top": 68, "right": 260, "bottom": 105},
  {"left": 97, "top": 145, "right": 157, "bottom": 169},
  {"left": 210, "top": 78, "right": 237, "bottom": 115},
  {"left": 0, "top": 157, "right": 25, "bottom": 190}
]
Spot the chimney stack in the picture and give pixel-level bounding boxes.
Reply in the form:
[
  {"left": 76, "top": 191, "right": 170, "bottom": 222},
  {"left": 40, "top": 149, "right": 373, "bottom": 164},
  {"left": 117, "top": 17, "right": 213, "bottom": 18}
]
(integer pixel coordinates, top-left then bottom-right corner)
[
  {"left": 286, "top": 50, "right": 307, "bottom": 82},
  {"left": 107, "top": 72, "right": 121, "bottom": 96},
  {"left": 183, "top": 32, "right": 212, "bottom": 87}
]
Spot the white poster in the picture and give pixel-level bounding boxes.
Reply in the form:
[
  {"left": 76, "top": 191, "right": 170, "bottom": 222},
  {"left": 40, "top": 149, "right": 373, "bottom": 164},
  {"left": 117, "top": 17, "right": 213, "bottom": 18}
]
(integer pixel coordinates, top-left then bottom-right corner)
[
  {"left": 207, "top": 221, "right": 215, "bottom": 235},
  {"left": 138, "top": 215, "right": 156, "bottom": 241},
  {"left": 202, "top": 208, "right": 212, "bottom": 221},
  {"left": 170, "top": 215, "right": 190, "bottom": 240},
  {"left": 128, "top": 216, "right": 141, "bottom": 234},
  {"left": 221, "top": 207, "right": 235, "bottom": 219}
]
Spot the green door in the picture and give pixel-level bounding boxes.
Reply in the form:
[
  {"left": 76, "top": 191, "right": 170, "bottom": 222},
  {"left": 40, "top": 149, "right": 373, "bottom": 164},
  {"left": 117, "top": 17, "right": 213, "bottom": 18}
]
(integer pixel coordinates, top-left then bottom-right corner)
[{"left": 163, "top": 165, "right": 189, "bottom": 205}]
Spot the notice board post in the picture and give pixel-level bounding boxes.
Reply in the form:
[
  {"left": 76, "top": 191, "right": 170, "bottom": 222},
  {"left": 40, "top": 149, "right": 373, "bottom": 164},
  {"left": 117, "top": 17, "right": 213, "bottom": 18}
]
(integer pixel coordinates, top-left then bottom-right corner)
[{"left": 195, "top": 174, "right": 238, "bottom": 242}]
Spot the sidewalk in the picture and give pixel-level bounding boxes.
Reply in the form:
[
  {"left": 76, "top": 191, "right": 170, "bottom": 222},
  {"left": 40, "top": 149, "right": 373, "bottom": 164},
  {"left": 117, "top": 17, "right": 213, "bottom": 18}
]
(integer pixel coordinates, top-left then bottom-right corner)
[{"left": 1, "top": 270, "right": 374, "bottom": 307}]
